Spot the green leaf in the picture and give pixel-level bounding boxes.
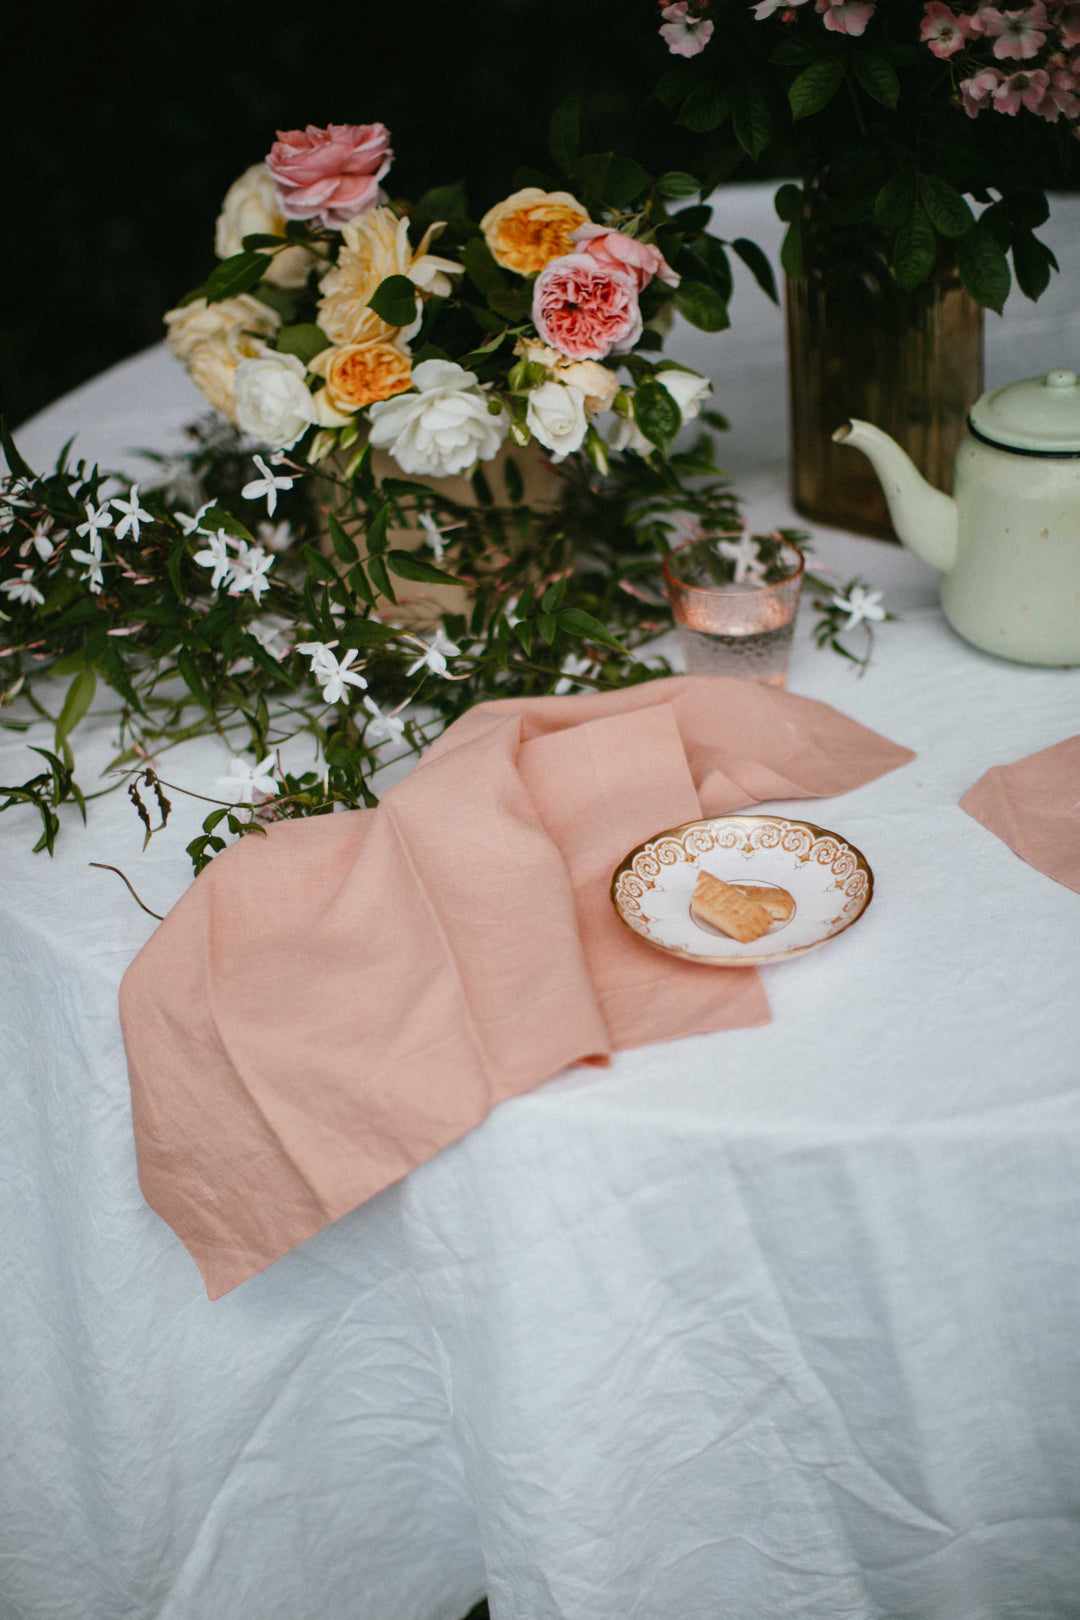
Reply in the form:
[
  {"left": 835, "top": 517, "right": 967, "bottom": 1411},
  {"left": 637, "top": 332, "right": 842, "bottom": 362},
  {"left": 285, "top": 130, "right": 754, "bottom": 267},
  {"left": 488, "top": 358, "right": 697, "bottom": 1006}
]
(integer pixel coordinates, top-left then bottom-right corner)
[
  {"left": 956, "top": 225, "right": 1011, "bottom": 313},
  {"left": 386, "top": 550, "right": 467, "bottom": 586},
  {"left": 1011, "top": 231, "right": 1055, "bottom": 302},
  {"left": 918, "top": 175, "right": 974, "bottom": 240},
  {"left": 654, "top": 67, "right": 691, "bottom": 110},
  {"left": 549, "top": 94, "right": 580, "bottom": 173},
  {"left": 604, "top": 157, "right": 653, "bottom": 208},
  {"left": 339, "top": 616, "right": 398, "bottom": 646},
  {"left": 656, "top": 172, "right": 702, "bottom": 199},
  {"left": 733, "top": 81, "right": 772, "bottom": 161},
  {"left": 673, "top": 280, "right": 730, "bottom": 333},
  {"left": 634, "top": 377, "right": 682, "bottom": 449},
  {"left": 0, "top": 417, "right": 33, "bottom": 482},
  {"left": 54, "top": 668, "right": 96, "bottom": 752},
  {"left": 348, "top": 563, "right": 377, "bottom": 608},
  {"left": 366, "top": 552, "right": 396, "bottom": 604},
  {"left": 874, "top": 173, "right": 919, "bottom": 229},
  {"left": 365, "top": 502, "right": 391, "bottom": 555},
  {"left": 367, "top": 274, "right": 419, "bottom": 329},
  {"left": 892, "top": 204, "right": 936, "bottom": 289},
  {"left": 678, "top": 83, "right": 732, "bottom": 133},
  {"left": 852, "top": 52, "right": 900, "bottom": 108},
  {"left": 327, "top": 511, "right": 359, "bottom": 564},
  {"left": 503, "top": 456, "right": 524, "bottom": 504},
  {"left": 176, "top": 648, "right": 210, "bottom": 707},
  {"left": 1002, "top": 190, "right": 1050, "bottom": 231},
  {"left": 571, "top": 151, "right": 612, "bottom": 211},
  {"left": 241, "top": 233, "right": 289, "bottom": 250},
  {"left": 774, "top": 183, "right": 803, "bottom": 224},
  {"left": 731, "top": 238, "right": 778, "bottom": 304},
  {"left": 558, "top": 607, "right": 627, "bottom": 655},
  {"left": 462, "top": 236, "right": 508, "bottom": 296},
  {"left": 780, "top": 219, "right": 803, "bottom": 279},
  {"left": 204, "top": 252, "right": 271, "bottom": 303},
  {"left": 413, "top": 180, "right": 468, "bottom": 222},
  {"left": 788, "top": 57, "right": 847, "bottom": 121},
  {"left": 276, "top": 323, "right": 332, "bottom": 363},
  {"left": 488, "top": 287, "right": 533, "bottom": 321}
]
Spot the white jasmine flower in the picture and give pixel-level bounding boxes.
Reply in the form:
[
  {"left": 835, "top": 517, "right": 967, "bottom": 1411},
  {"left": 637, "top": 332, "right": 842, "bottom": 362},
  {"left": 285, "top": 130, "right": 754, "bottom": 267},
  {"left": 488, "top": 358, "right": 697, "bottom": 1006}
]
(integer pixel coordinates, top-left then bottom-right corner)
[
  {"left": 110, "top": 486, "right": 155, "bottom": 543},
  {"left": 76, "top": 502, "right": 113, "bottom": 545},
  {"left": 217, "top": 753, "right": 279, "bottom": 804},
  {"left": 554, "top": 653, "right": 596, "bottom": 694},
  {"left": 240, "top": 453, "right": 296, "bottom": 516},
  {"left": 175, "top": 502, "right": 214, "bottom": 537},
  {"left": 20, "top": 520, "right": 56, "bottom": 562},
  {"left": 368, "top": 359, "right": 507, "bottom": 479},
  {"left": 831, "top": 585, "right": 886, "bottom": 630},
  {"left": 718, "top": 535, "right": 768, "bottom": 585},
  {"left": 363, "top": 696, "right": 406, "bottom": 744},
  {"left": 296, "top": 639, "right": 339, "bottom": 678},
  {"left": 298, "top": 641, "right": 368, "bottom": 703},
  {"left": 248, "top": 615, "right": 291, "bottom": 660},
  {"left": 70, "top": 548, "right": 105, "bottom": 593},
  {"left": 193, "top": 530, "right": 234, "bottom": 590},
  {"left": 256, "top": 519, "right": 293, "bottom": 553},
  {"left": 234, "top": 353, "right": 316, "bottom": 451},
  {"left": 526, "top": 381, "right": 588, "bottom": 460},
  {"left": 405, "top": 626, "right": 461, "bottom": 678},
  {"left": 1, "top": 574, "right": 45, "bottom": 607},
  {"left": 228, "top": 541, "right": 274, "bottom": 604},
  {"left": 418, "top": 510, "right": 446, "bottom": 562}
]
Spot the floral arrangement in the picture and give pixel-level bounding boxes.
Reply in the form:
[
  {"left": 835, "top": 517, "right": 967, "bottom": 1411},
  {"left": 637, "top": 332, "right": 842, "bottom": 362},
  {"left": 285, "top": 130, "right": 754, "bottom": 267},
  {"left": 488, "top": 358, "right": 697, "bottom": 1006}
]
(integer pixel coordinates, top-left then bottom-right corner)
[
  {"left": 652, "top": 0, "right": 1071, "bottom": 312},
  {"left": 0, "top": 111, "right": 883, "bottom": 880}
]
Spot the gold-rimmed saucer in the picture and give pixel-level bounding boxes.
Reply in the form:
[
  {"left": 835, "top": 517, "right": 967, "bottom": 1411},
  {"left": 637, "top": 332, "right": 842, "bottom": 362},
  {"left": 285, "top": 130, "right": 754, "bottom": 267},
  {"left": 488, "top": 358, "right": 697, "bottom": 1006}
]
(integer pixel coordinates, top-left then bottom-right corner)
[{"left": 610, "top": 814, "right": 874, "bottom": 967}]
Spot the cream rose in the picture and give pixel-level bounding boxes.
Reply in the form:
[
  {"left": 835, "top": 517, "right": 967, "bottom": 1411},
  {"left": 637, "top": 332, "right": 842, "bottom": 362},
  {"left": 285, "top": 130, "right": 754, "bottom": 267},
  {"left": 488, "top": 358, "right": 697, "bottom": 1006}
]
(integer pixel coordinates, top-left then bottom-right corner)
[
  {"left": 317, "top": 207, "right": 461, "bottom": 345},
  {"left": 480, "top": 187, "right": 589, "bottom": 276},
  {"left": 367, "top": 358, "right": 507, "bottom": 477},
  {"left": 215, "top": 164, "right": 319, "bottom": 290},
  {"left": 519, "top": 340, "right": 619, "bottom": 417},
  {"left": 525, "top": 381, "right": 588, "bottom": 459},
  {"left": 164, "top": 295, "right": 279, "bottom": 420},
  {"left": 234, "top": 351, "right": 317, "bottom": 449}
]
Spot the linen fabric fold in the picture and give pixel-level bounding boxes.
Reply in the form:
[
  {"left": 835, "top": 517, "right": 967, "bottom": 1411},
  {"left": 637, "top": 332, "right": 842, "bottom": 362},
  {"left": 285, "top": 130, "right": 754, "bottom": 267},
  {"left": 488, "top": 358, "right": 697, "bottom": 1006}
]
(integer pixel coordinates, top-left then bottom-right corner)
[
  {"left": 959, "top": 732, "right": 1080, "bottom": 893},
  {"left": 119, "top": 675, "right": 914, "bottom": 1298}
]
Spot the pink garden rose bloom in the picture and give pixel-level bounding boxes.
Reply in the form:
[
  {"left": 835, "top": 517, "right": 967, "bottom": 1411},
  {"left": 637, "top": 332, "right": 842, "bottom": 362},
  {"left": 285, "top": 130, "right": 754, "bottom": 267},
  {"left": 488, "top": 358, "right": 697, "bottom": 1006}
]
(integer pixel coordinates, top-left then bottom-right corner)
[
  {"left": 571, "top": 224, "right": 680, "bottom": 290},
  {"left": 981, "top": 3, "right": 1048, "bottom": 58},
  {"left": 659, "top": 2, "right": 716, "bottom": 55},
  {"left": 532, "top": 254, "right": 643, "bottom": 361},
  {"left": 993, "top": 66, "right": 1051, "bottom": 109},
  {"left": 960, "top": 65, "right": 1005, "bottom": 112},
  {"left": 816, "top": 0, "right": 876, "bottom": 34},
  {"left": 266, "top": 123, "right": 393, "bottom": 229},
  {"left": 920, "top": 1, "right": 975, "bottom": 55}
]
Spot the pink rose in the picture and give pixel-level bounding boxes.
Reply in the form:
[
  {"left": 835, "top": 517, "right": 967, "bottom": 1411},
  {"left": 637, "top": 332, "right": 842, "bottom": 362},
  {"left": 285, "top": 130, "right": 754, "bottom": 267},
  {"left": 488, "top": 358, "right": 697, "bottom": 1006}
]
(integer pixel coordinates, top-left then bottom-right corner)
[
  {"left": 570, "top": 224, "right": 680, "bottom": 290},
  {"left": 266, "top": 123, "right": 393, "bottom": 229},
  {"left": 532, "top": 255, "right": 643, "bottom": 361}
]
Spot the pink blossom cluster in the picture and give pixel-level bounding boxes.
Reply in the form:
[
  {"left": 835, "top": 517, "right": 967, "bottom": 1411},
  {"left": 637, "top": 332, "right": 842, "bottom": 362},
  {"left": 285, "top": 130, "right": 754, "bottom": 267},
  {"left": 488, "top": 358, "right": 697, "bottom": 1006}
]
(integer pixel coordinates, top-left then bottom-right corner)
[
  {"left": 532, "top": 228, "right": 678, "bottom": 360},
  {"left": 749, "top": 0, "right": 876, "bottom": 35},
  {"left": 919, "top": 2, "right": 1080, "bottom": 124}
]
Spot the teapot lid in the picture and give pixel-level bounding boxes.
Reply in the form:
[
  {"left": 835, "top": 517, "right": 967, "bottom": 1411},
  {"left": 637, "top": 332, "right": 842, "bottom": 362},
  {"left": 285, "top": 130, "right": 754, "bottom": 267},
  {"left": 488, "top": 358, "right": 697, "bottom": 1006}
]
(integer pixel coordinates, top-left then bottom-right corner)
[{"left": 969, "top": 369, "right": 1080, "bottom": 455}]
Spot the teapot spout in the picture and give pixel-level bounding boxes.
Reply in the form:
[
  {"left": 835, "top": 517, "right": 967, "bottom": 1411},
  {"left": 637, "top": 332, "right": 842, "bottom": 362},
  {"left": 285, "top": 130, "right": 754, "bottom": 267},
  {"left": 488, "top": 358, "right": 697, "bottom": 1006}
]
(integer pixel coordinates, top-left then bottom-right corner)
[{"left": 832, "top": 419, "right": 957, "bottom": 573}]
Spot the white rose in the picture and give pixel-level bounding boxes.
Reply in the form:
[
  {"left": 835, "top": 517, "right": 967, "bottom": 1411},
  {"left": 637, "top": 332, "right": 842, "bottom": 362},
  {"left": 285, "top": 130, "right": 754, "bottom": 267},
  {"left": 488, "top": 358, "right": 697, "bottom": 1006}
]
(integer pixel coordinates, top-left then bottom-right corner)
[
  {"left": 520, "top": 340, "right": 619, "bottom": 417},
  {"left": 367, "top": 359, "right": 507, "bottom": 477},
  {"left": 526, "top": 381, "right": 588, "bottom": 460},
  {"left": 234, "top": 351, "right": 316, "bottom": 449},
  {"left": 215, "top": 163, "right": 318, "bottom": 290},
  {"left": 655, "top": 367, "right": 711, "bottom": 424},
  {"left": 607, "top": 408, "right": 652, "bottom": 455}
]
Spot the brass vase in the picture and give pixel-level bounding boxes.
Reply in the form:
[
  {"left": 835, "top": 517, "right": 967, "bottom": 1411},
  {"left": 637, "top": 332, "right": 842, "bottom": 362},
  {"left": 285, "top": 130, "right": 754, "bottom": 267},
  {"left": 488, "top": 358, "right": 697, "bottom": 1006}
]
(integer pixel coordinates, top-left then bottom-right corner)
[{"left": 786, "top": 264, "right": 984, "bottom": 540}]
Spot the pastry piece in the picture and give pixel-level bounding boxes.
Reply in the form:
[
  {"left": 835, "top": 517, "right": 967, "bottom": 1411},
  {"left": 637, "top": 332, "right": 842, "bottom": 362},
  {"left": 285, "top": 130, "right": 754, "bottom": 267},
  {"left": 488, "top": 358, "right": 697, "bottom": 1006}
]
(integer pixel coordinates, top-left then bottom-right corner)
[
  {"left": 732, "top": 883, "right": 794, "bottom": 923},
  {"left": 691, "top": 870, "right": 772, "bottom": 943}
]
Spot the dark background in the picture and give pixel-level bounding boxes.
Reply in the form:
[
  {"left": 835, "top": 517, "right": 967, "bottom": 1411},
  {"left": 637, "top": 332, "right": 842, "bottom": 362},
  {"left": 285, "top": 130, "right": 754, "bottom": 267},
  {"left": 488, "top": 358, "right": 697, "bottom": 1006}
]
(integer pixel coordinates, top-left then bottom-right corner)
[{"left": 4, "top": 0, "right": 695, "bottom": 428}]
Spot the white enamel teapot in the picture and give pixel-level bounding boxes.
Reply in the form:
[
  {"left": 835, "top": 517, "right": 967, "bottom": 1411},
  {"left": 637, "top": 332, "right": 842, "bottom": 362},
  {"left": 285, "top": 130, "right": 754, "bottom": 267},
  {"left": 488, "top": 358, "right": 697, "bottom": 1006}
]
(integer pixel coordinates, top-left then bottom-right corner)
[{"left": 834, "top": 368, "right": 1080, "bottom": 666}]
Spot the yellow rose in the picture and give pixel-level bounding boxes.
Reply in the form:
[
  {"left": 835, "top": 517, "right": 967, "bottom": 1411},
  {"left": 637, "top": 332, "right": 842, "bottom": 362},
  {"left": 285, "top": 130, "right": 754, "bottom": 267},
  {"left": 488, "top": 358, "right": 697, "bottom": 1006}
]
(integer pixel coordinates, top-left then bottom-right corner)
[
  {"left": 164, "top": 295, "right": 279, "bottom": 421},
  {"left": 519, "top": 339, "right": 618, "bottom": 417},
  {"left": 308, "top": 341, "right": 413, "bottom": 414},
  {"left": 214, "top": 164, "right": 319, "bottom": 290},
  {"left": 317, "top": 207, "right": 461, "bottom": 345},
  {"left": 480, "top": 187, "right": 589, "bottom": 276}
]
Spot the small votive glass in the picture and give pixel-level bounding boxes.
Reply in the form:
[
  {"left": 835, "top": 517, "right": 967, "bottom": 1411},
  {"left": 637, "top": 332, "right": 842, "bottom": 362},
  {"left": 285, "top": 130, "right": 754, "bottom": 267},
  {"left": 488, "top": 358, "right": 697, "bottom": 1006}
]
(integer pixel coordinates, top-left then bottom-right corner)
[{"left": 663, "top": 532, "right": 805, "bottom": 687}]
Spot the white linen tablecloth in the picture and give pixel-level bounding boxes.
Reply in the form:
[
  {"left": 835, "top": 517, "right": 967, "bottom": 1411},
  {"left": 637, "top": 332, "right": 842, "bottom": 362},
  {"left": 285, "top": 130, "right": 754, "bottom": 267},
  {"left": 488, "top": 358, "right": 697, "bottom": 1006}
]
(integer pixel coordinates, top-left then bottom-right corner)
[{"left": 3, "top": 185, "right": 1080, "bottom": 1620}]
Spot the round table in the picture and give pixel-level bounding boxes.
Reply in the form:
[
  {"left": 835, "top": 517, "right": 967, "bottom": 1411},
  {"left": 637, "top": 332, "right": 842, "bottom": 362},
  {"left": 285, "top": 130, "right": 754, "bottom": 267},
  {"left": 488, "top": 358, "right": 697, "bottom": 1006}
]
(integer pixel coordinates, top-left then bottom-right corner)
[{"left": 3, "top": 186, "right": 1080, "bottom": 1620}]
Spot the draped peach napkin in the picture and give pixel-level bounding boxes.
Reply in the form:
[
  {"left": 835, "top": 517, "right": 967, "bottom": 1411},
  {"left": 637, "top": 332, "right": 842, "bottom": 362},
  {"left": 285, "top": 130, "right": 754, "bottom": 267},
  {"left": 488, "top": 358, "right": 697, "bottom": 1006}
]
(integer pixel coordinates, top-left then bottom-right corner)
[
  {"left": 960, "top": 733, "right": 1080, "bottom": 893},
  {"left": 120, "top": 676, "right": 914, "bottom": 1298}
]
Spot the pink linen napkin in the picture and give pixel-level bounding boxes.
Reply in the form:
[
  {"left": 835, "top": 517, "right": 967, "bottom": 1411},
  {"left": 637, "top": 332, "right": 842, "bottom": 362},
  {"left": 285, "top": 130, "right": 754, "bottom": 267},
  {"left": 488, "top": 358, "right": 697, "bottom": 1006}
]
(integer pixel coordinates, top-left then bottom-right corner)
[
  {"left": 120, "top": 675, "right": 914, "bottom": 1298},
  {"left": 959, "top": 733, "right": 1080, "bottom": 892}
]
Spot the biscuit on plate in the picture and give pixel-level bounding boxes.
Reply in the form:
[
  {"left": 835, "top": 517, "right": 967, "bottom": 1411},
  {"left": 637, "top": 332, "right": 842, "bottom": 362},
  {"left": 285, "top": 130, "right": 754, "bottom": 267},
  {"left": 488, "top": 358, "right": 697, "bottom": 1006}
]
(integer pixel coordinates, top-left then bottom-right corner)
[
  {"left": 691, "top": 870, "right": 772, "bottom": 943},
  {"left": 732, "top": 884, "right": 794, "bottom": 922}
]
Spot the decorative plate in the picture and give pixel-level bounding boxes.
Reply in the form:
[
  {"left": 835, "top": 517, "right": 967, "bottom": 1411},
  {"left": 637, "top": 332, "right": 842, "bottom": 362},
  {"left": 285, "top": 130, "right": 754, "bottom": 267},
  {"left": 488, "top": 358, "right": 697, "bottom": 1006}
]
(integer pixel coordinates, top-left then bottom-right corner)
[{"left": 610, "top": 814, "right": 874, "bottom": 967}]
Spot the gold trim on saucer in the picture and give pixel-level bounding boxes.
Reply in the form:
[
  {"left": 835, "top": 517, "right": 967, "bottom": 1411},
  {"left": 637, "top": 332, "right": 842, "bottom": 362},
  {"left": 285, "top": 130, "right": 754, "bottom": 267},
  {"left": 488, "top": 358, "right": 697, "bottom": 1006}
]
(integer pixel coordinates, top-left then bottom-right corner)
[{"left": 609, "top": 813, "right": 875, "bottom": 967}]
